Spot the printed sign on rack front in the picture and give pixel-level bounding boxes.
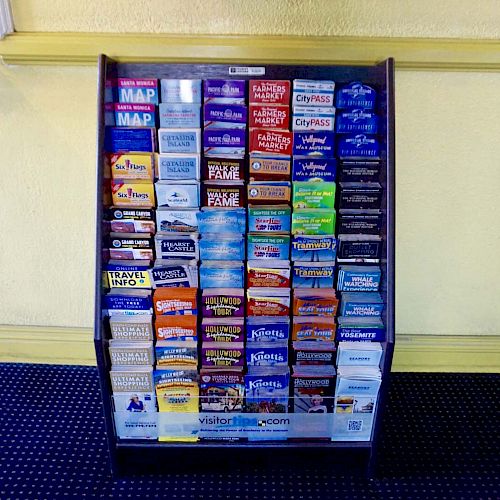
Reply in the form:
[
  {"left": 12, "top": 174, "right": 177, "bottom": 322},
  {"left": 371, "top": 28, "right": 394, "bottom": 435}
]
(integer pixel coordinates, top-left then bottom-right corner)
[{"left": 156, "top": 412, "right": 333, "bottom": 440}]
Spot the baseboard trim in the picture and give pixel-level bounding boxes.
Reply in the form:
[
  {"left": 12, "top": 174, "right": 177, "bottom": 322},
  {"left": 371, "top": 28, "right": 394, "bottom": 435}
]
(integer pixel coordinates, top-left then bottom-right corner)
[
  {"left": 2, "top": 32, "right": 500, "bottom": 70},
  {"left": 1, "top": 325, "right": 499, "bottom": 372},
  {"left": 392, "top": 334, "right": 500, "bottom": 372},
  {"left": 0, "top": 325, "right": 95, "bottom": 365}
]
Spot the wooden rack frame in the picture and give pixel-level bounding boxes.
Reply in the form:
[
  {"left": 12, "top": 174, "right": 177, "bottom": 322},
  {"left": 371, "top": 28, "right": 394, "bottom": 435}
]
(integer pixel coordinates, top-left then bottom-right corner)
[{"left": 94, "top": 56, "right": 395, "bottom": 476}]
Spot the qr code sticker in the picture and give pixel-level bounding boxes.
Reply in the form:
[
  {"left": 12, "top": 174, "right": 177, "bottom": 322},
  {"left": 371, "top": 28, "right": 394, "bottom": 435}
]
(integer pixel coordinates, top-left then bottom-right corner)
[{"left": 348, "top": 419, "right": 363, "bottom": 432}]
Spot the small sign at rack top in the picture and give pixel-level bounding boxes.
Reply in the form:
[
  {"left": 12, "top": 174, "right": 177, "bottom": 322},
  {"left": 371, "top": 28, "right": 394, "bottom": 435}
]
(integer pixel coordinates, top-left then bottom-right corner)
[
  {"left": 100, "top": 71, "right": 389, "bottom": 444},
  {"left": 229, "top": 66, "right": 266, "bottom": 76}
]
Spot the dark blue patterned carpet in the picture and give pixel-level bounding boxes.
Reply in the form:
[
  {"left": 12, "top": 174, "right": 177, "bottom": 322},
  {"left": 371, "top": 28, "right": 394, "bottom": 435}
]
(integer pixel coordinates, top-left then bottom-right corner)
[{"left": 0, "top": 364, "right": 498, "bottom": 499}]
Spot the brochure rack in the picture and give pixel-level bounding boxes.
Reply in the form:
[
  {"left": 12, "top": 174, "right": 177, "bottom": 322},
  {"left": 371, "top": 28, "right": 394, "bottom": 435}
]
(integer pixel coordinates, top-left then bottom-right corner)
[{"left": 94, "top": 55, "right": 395, "bottom": 476}]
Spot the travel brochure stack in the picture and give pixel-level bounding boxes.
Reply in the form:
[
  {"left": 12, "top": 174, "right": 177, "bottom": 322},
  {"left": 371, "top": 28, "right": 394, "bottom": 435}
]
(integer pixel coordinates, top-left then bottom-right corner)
[
  {"left": 289, "top": 79, "right": 338, "bottom": 414},
  {"left": 333, "top": 83, "right": 384, "bottom": 440},
  {"left": 101, "top": 75, "right": 386, "bottom": 441},
  {"left": 244, "top": 80, "right": 292, "bottom": 412},
  {"left": 199, "top": 80, "right": 247, "bottom": 415}
]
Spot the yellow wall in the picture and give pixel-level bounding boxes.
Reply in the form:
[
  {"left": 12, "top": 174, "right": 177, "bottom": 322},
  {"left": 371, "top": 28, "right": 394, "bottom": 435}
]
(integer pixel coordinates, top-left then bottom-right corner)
[
  {"left": 1, "top": 63, "right": 500, "bottom": 335},
  {"left": 396, "top": 71, "right": 500, "bottom": 335},
  {"left": 1, "top": 1, "right": 500, "bottom": 345},
  {"left": 0, "top": 65, "right": 97, "bottom": 327},
  {"left": 11, "top": 0, "right": 500, "bottom": 38}
]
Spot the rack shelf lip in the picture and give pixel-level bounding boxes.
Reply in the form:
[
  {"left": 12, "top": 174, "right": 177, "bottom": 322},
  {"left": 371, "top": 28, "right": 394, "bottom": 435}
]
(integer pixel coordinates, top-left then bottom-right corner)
[{"left": 116, "top": 440, "right": 373, "bottom": 450}]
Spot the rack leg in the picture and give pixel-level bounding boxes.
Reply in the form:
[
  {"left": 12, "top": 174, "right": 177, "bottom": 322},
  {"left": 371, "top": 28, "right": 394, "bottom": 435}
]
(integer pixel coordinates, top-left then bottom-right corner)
[{"left": 366, "top": 446, "right": 377, "bottom": 480}]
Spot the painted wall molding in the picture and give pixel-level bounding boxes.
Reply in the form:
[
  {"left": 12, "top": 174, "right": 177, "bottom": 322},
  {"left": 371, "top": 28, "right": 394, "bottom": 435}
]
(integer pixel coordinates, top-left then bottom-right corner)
[
  {"left": 1, "top": 32, "right": 500, "bottom": 70},
  {"left": 0, "top": 325, "right": 95, "bottom": 365},
  {"left": 394, "top": 334, "right": 500, "bottom": 372},
  {"left": 0, "top": 325, "right": 499, "bottom": 372}
]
